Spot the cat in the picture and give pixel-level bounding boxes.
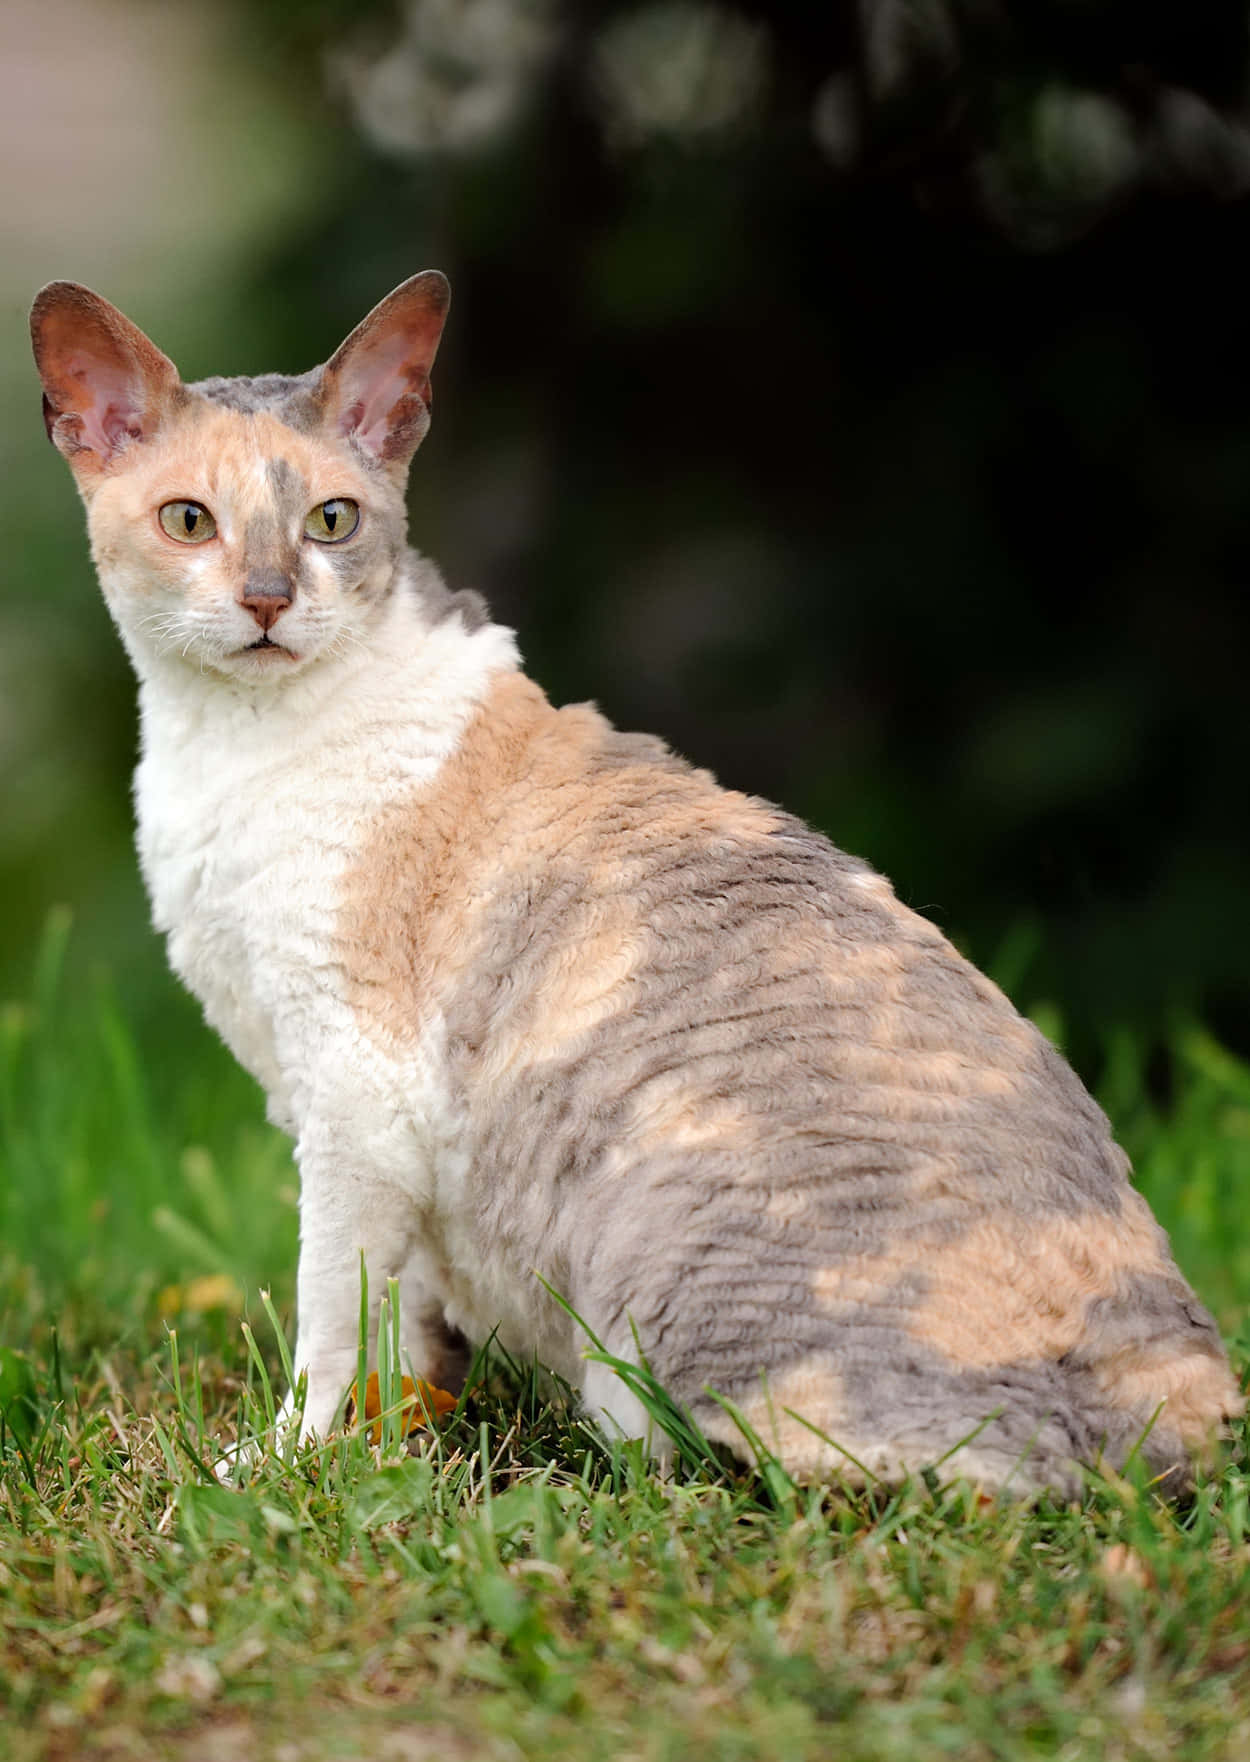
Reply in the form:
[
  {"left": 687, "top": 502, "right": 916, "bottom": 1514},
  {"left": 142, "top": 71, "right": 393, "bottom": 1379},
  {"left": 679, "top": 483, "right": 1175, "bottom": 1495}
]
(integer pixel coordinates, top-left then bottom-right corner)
[{"left": 30, "top": 273, "right": 1242, "bottom": 1494}]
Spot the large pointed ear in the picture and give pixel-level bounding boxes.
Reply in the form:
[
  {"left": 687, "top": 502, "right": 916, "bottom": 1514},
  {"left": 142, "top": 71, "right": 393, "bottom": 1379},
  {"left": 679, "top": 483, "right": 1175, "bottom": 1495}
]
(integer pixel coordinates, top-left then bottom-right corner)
[
  {"left": 30, "top": 282, "right": 183, "bottom": 476},
  {"left": 319, "top": 271, "right": 450, "bottom": 467}
]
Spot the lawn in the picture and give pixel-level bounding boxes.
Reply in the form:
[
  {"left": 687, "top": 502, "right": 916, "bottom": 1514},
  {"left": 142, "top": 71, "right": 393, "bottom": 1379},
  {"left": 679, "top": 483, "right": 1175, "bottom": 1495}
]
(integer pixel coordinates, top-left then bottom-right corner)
[{"left": 2, "top": 915, "right": 1249, "bottom": 1761}]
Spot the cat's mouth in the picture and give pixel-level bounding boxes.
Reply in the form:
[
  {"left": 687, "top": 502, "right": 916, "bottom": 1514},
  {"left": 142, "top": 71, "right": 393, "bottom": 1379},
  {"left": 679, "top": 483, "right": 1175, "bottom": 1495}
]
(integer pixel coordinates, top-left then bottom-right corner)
[{"left": 241, "top": 634, "right": 296, "bottom": 659}]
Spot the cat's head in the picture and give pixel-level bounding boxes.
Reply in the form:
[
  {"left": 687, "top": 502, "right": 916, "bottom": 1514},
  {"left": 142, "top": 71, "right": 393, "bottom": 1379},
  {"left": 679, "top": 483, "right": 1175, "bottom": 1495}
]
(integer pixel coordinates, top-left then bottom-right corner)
[{"left": 30, "top": 274, "right": 449, "bottom": 681}]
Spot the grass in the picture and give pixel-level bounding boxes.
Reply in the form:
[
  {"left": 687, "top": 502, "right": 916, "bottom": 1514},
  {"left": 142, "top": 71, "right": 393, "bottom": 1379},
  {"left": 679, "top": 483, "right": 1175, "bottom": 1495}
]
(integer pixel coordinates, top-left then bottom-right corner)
[{"left": 2, "top": 919, "right": 1250, "bottom": 1760}]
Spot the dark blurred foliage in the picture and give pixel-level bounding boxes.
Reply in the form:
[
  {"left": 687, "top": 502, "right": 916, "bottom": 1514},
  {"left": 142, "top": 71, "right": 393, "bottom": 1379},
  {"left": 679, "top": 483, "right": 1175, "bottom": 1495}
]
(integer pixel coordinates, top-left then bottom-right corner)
[{"left": 17, "top": 0, "right": 1250, "bottom": 1077}]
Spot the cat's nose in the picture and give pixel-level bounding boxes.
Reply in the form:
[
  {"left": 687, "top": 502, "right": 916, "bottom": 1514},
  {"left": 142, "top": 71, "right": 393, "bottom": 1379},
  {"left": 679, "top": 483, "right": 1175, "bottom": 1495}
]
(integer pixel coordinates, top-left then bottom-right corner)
[{"left": 240, "top": 571, "right": 294, "bottom": 631}]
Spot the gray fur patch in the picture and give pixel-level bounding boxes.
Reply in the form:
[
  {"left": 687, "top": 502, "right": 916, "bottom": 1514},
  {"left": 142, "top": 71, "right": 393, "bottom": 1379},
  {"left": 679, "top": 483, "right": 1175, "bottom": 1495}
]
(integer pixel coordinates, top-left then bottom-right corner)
[
  {"left": 190, "top": 369, "right": 323, "bottom": 430},
  {"left": 1066, "top": 1270, "right": 1226, "bottom": 1369},
  {"left": 243, "top": 511, "right": 300, "bottom": 586},
  {"left": 243, "top": 565, "right": 293, "bottom": 601},
  {"left": 266, "top": 456, "right": 306, "bottom": 502},
  {"left": 397, "top": 553, "right": 491, "bottom": 632}
]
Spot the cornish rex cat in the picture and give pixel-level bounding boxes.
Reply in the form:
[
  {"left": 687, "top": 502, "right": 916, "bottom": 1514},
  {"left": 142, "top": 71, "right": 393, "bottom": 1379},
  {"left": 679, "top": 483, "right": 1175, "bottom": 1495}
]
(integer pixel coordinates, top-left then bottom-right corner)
[{"left": 30, "top": 273, "right": 1241, "bottom": 1493}]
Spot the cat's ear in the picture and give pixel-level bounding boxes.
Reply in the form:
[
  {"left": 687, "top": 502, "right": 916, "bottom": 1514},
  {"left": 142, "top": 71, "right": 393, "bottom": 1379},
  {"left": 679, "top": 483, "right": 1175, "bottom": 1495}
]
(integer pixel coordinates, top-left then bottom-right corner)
[
  {"left": 319, "top": 271, "right": 450, "bottom": 466},
  {"left": 30, "top": 283, "right": 183, "bottom": 476}
]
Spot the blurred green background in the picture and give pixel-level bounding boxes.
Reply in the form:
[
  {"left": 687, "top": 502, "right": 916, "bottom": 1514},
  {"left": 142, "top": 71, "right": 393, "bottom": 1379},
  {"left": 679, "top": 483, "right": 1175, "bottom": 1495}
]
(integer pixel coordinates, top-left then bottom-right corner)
[{"left": 3, "top": 0, "right": 1250, "bottom": 1084}]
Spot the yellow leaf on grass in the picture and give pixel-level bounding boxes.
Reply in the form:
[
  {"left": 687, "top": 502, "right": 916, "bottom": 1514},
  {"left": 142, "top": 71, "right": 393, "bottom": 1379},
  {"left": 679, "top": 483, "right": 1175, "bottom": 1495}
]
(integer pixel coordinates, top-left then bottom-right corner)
[{"left": 348, "top": 1371, "right": 458, "bottom": 1444}]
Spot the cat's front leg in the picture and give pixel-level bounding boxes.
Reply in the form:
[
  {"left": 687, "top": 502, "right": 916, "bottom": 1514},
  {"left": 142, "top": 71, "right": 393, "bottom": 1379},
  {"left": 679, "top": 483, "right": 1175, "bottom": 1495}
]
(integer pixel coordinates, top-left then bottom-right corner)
[
  {"left": 287, "top": 1138, "right": 451, "bottom": 1443},
  {"left": 216, "top": 1138, "right": 453, "bottom": 1482}
]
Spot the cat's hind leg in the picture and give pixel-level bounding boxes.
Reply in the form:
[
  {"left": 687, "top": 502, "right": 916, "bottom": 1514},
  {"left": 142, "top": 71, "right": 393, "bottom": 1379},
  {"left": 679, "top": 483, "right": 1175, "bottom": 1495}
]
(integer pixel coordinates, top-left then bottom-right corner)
[{"left": 603, "top": 1193, "right": 1241, "bottom": 1496}]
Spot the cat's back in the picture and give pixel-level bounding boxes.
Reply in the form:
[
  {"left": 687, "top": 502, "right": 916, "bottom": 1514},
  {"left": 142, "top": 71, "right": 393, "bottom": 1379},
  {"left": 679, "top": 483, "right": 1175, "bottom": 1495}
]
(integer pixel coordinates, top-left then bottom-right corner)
[{"left": 339, "top": 664, "right": 1118, "bottom": 1202}]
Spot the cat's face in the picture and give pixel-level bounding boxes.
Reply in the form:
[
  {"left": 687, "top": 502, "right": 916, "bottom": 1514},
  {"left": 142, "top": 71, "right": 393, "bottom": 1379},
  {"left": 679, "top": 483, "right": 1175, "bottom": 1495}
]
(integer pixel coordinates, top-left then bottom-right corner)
[
  {"left": 72, "top": 396, "right": 411, "bottom": 679},
  {"left": 30, "top": 275, "right": 449, "bottom": 681}
]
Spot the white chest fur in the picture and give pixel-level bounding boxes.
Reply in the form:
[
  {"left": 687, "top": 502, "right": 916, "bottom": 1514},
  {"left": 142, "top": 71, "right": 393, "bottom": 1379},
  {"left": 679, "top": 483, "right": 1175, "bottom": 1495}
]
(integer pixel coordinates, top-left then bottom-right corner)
[{"left": 134, "top": 596, "right": 517, "bottom": 1140}]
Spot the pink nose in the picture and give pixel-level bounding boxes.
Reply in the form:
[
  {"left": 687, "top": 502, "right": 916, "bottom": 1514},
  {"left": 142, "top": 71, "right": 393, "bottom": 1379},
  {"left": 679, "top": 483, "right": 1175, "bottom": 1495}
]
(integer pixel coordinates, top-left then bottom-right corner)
[{"left": 241, "top": 591, "right": 291, "bottom": 631}]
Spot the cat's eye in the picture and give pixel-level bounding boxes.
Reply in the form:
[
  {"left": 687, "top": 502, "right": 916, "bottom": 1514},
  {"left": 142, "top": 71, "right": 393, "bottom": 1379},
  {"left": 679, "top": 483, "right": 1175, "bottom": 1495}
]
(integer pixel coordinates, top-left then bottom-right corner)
[
  {"left": 158, "top": 501, "right": 217, "bottom": 544},
  {"left": 304, "top": 499, "right": 360, "bottom": 543}
]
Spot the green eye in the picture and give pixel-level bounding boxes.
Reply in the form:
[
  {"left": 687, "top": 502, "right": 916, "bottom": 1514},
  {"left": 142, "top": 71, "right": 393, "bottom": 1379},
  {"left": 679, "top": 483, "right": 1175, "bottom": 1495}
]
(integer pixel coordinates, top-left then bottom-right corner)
[
  {"left": 158, "top": 501, "right": 217, "bottom": 544},
  {"left": 304, "top": 499, "right": 360, "bottom": 542}
]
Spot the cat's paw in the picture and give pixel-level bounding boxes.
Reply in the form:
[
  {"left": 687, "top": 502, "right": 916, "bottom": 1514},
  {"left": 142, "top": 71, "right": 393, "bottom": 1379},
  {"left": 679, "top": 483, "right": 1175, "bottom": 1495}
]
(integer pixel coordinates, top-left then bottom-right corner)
[
  {"left": 211, "top": 1386, "right": 308, "bottom": 1484},
  {"left": 212, "top": 1435, "right": 260, "bottom": 1486}
]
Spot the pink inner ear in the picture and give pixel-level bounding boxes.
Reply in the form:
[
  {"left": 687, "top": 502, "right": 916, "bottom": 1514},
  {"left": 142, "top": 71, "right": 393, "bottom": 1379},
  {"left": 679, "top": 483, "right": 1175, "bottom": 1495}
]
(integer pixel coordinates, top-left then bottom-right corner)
[
  {"left": 338, "top": 328, "right": 432, "bottom": 456},
  {"left": 63, "top": 349, "right": 147, "bottom": 456}
]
